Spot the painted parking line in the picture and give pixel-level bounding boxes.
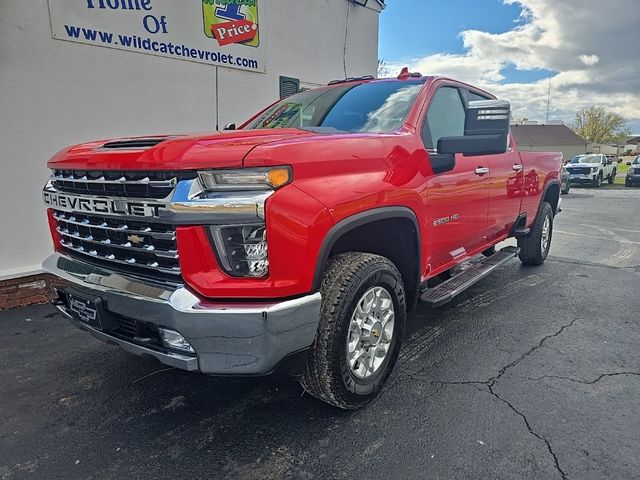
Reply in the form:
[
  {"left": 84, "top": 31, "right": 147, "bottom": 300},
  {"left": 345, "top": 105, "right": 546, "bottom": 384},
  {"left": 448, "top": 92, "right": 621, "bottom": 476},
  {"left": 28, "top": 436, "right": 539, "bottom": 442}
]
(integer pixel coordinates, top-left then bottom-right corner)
[
  {"left": 556, "top": 225, "right": 637, "bottom": 266},
  {"left": 555, "top": 230, "right": 640, "bottom": 246}
]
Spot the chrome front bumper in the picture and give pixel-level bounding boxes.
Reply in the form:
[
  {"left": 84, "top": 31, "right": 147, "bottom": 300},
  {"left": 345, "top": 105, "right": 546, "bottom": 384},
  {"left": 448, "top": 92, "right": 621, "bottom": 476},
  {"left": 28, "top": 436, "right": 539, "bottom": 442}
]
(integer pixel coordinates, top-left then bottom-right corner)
[
  {"left": 43, "top": 253, "right": 322, "bottom": 376},
  {"left": 568, "top": 174, "right": 596, "bottom": 183}
]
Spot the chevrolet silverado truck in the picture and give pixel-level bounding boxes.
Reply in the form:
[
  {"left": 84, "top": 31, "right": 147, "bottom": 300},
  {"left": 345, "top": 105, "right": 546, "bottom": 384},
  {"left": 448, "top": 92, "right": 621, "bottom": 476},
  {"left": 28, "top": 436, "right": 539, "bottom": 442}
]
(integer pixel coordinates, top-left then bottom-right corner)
[
  {"left": 566, "top": 153, "right": 617, "bottom": 187},
  {"left": 42, "top": 70, "right": 562, "bottom": 409}
]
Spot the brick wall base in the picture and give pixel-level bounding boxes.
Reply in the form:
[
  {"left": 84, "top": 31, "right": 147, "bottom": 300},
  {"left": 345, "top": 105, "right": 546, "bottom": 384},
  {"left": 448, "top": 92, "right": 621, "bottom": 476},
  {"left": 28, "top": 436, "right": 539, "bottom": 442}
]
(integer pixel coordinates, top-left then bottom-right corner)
[{"left": 0, "top": 274, "right": 68, "bottom": 310}]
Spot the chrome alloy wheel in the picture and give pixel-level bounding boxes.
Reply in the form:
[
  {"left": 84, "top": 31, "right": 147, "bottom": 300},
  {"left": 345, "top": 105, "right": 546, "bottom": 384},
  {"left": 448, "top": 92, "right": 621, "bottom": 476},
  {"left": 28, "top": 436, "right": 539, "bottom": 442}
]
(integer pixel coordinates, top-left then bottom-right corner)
[
  {"left": 541, "top": 215, "right": 551, "bottom": 253},
  {"left": 346, "top": 286, "right": 395, "bottom": 379}
]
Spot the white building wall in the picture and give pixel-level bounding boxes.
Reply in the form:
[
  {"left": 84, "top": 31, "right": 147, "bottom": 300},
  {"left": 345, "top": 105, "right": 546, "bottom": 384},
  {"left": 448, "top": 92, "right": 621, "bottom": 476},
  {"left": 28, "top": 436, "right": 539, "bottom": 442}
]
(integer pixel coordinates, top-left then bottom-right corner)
[
  {"left": 0, "top": 0, "right": 381, "bottom": 279},
  {"left": 589, "top": 143, "right": 619, "bottom": 155}
]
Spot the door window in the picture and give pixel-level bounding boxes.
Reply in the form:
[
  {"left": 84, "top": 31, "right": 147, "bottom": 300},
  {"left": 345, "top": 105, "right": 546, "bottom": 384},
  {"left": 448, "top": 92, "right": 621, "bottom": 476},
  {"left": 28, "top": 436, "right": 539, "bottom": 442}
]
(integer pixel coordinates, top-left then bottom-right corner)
[{"left": 422, "top": 87, "right": 465, "bottom": 149}]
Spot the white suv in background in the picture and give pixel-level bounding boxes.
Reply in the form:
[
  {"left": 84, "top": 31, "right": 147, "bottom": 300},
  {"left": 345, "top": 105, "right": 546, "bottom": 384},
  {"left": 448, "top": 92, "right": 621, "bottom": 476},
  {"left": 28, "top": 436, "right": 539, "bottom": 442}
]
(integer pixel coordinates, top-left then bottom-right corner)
[{"left": 566, "top": 154, "right": 617, "bottom": 187}]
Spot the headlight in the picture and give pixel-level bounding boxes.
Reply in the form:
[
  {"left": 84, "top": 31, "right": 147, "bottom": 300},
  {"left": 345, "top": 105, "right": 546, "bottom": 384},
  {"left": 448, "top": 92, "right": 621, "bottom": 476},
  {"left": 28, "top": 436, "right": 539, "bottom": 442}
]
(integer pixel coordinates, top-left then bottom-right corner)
[
  {"left": 591, "top": 167, "right": 598, "bottom": 173},
  {"left": 198, "top": 167, "right": 291, "bottom": 191},
  {"left": 209, "top": 224, "right": 269, "bottom": 277},
  {"left": 195, "top": 167, "right": 290, "bottom": 278}
]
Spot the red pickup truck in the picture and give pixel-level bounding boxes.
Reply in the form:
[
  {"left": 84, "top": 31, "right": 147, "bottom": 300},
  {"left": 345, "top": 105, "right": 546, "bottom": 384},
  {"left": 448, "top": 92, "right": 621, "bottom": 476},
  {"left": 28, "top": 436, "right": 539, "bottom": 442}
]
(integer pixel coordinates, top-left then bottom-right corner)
[{"left": 43, "top": 71, "right": 562, "bottom": 409}]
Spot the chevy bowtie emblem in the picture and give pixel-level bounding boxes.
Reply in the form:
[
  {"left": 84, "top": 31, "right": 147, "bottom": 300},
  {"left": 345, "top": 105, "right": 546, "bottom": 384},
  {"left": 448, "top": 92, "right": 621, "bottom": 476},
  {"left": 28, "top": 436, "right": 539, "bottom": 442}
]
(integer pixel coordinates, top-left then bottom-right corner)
[{"left": 127, "top": 234, "right": 145, "bottom": 245}]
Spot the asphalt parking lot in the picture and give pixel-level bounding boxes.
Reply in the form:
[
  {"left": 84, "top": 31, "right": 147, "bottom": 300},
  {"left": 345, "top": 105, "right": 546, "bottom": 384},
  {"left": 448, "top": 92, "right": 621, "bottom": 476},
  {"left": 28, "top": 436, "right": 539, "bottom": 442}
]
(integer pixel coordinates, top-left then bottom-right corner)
[{"left": 1, "top": 186, "right": 639, "bottom": 480}]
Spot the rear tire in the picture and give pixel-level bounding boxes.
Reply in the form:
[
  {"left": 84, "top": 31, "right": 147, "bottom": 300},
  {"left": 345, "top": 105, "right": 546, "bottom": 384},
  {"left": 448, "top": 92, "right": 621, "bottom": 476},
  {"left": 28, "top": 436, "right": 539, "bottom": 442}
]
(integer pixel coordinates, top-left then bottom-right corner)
[
  {"left": 608, "top": 170, "right": 616, "bottom": 184},
  {"left": 301, "top": 253, "right": 406, "bottom": 410},
  {"left": 518, "top": 202, "right": 553, "bottom": 265}
]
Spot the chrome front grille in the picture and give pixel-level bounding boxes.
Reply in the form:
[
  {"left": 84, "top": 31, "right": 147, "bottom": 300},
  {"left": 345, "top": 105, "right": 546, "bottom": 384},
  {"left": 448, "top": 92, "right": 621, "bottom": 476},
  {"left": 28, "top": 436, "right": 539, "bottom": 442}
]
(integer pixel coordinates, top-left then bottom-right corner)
[
  {"left": 50, "top": 170, "right": 194, "bottom": 199},
  {"left": 52, "top": 210, "right": 180, "bottom": 276}
]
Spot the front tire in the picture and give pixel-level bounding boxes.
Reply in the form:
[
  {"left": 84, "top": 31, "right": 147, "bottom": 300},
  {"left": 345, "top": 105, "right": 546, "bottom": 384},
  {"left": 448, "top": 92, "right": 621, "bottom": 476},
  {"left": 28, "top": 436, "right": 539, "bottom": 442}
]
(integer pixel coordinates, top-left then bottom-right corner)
[
  {"left": 593, "top": 173, "right": 602, "bottom": 188},
  {"left": 518, "top": 202, "right": 554, "bottom": 265},
  {"left": 302, "top": 253, "right": 406, "bottom": 410}
]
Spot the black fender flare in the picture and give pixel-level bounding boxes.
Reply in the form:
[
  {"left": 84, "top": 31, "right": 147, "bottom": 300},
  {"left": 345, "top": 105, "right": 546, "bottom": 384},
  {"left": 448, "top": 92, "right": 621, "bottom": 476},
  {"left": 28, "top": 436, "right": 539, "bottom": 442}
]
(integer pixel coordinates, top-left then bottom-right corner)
[
  {"left": 312, "top": 206, "right": 421, "bottom": 292},
  {"left": 539, "top": 179, "right": 561, "bottom": 215}
]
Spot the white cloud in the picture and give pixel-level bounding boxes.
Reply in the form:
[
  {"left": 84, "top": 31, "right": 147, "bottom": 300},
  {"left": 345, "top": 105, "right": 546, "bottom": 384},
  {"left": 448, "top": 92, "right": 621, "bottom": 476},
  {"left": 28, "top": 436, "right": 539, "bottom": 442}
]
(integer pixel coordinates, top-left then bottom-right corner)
[
  {"left": 386, "top": 0, "right": 640, "bottom": 127},
  {"left": 579, "top": 54, "right": 600, "bottom": 66}
]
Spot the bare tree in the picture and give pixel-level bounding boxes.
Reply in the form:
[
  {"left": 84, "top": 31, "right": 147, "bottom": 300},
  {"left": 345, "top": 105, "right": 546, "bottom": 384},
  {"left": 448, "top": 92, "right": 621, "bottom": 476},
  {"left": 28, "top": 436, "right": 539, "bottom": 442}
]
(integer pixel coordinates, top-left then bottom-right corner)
[
  {"left": 573, "top": 106, "right": 631, "bottom": 143},
  {"left": 377, "top": 59, "right": 391, "bottom": 78}
]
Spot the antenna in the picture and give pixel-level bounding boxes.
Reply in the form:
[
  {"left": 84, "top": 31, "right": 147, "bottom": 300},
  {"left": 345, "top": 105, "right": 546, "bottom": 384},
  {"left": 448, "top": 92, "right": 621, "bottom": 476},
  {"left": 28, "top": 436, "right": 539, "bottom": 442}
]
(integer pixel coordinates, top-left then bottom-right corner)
[{"left": 546, "top": 77, "right": 551, "bottom": 124}]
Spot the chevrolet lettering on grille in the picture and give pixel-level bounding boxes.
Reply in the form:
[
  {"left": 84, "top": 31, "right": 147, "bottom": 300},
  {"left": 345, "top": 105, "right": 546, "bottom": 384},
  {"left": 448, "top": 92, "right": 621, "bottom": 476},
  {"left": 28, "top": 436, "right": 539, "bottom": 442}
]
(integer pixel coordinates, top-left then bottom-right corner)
[{"left": 43, "top": 191, "right": 164, "bottom": 217}]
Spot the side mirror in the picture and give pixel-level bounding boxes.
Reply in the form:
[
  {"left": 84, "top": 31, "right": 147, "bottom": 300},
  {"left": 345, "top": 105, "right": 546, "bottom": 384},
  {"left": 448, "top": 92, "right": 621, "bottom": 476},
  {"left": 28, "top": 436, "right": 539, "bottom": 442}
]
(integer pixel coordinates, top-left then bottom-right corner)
[
  {"left": 224, "top": 123, "right": 237, "bottom": 131},
  {"left": 606, "top": 160, "right": 612, "bottom": 165},
  {"left": 438, "top": 100, "right": 511, "bottom": 156},
  {"left": 627, "top": 162, "right": 632, "bottom": 166}
]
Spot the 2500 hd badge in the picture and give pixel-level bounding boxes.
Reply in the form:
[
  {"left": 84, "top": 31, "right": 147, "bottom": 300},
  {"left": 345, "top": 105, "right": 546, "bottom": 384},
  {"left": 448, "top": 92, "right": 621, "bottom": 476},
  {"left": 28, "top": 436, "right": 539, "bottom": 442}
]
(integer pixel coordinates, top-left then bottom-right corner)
[{"left": 43, "top": 191, "right": 163, "bottom": 217}]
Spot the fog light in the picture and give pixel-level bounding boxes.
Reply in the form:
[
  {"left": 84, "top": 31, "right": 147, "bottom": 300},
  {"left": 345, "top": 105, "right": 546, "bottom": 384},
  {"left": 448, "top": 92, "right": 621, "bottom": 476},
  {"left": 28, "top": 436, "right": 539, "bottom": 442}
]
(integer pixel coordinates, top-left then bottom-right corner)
[
  {"left": 209, "top": 224, "right": 269, "bottom": 277},
  {"left": 158, "top": 328, "right": 195, "bottom": 354}
]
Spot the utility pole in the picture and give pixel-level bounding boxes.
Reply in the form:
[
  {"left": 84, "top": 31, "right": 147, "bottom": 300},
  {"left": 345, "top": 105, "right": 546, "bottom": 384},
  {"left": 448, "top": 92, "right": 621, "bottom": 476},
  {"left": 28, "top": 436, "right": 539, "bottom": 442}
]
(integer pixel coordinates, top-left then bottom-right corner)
[{"left": 546, "top": 77, "right": 551, "bottom": 124}]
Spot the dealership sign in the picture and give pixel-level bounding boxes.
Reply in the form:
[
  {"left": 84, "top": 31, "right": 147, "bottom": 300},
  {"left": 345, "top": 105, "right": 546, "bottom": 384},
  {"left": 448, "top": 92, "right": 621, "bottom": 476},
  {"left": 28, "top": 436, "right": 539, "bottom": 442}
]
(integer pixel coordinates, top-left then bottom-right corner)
[{"left": 47, "top": 0, "right": 266, "bottom": 72}]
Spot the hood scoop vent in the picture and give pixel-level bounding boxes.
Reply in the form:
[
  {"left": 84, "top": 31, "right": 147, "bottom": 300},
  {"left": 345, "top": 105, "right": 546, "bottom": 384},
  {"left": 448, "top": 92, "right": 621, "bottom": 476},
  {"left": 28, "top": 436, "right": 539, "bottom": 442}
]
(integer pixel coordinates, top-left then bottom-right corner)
[{"left": 102, "top": 137, "right": 169, "bottom": 150}]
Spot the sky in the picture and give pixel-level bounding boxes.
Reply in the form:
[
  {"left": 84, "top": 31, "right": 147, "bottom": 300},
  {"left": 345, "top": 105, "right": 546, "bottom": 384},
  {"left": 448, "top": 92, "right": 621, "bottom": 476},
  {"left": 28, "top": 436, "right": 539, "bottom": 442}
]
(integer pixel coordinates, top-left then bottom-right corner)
[{"left": 379, "top": 0, "right": 640, "bottom": 135}]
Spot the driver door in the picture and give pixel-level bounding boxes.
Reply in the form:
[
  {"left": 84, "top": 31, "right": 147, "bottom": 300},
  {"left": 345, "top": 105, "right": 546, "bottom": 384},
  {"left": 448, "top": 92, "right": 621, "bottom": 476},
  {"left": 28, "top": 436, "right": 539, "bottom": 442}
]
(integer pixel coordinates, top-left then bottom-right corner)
[{"left": 421, "top": 86, "right": 490, "bottom": 271}]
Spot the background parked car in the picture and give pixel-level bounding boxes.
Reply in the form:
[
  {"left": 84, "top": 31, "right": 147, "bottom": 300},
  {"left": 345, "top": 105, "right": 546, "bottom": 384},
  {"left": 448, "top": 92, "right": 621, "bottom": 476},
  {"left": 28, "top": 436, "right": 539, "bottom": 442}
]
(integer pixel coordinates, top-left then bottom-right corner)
[
  {"left": 625, "top": 156, "right": 640, "bottom": 187},
  {"left": 561, "top": 165, "right": 571, "bottom": 194},
  {"left": 566, "top": 154, "right": 617, "bottom": 187}
]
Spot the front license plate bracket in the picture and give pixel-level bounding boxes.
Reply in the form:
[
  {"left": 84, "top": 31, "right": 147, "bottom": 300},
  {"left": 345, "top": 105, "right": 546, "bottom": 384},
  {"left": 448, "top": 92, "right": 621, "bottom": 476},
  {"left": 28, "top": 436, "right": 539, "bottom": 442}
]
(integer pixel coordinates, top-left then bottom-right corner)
[{"left": 66, "top": 292, "right": 118, "bottom": 331}]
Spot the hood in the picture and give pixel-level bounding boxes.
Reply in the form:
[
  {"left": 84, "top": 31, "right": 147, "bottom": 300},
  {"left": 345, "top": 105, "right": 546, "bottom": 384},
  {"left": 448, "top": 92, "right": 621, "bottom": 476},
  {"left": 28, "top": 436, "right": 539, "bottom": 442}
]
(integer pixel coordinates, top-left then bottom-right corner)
[{"left": 47, "top": 129, "right": 314, "bottom": 171}]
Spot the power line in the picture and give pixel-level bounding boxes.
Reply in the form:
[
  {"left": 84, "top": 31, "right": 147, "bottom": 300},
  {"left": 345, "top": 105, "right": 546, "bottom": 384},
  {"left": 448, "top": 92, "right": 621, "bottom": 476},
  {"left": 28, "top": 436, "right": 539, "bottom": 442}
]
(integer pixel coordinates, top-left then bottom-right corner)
[
  {"left": 215, "top": 66, "right": 220, "bottom": 132},
  {"left": 343, "top": 1, "right": 351, "bottom": 78}
]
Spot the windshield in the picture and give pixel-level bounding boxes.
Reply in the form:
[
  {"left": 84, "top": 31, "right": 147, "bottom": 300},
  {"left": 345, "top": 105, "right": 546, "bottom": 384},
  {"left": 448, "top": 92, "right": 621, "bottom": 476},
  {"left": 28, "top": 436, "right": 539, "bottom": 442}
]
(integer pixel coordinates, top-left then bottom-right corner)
[
  {"left": 634, "top": 157, "right": 640, "bottom": 164},
  {"left": 571, "top": 155, "right": 600, "bottom": 164},
  {"left": 244, "top": 79, "right": 426, "bottom": 133}
]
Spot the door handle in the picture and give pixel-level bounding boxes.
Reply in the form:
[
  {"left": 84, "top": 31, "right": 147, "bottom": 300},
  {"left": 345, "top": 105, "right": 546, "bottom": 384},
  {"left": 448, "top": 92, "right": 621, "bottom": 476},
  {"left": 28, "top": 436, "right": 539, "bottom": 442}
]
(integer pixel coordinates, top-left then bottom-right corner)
[
  {"left": 475, "top": 167, "right": 490, "bottom": 176},
  {"left": 512, "top": 164, "right": 523, "bottom": 172}
]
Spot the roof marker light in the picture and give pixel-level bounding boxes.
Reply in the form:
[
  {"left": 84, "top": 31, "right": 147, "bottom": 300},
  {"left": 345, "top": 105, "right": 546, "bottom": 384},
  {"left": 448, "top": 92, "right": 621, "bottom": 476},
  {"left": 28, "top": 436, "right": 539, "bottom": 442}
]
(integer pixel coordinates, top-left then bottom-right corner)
[{"left": 397, "top": 67, "right": 422, "bottom": 80}]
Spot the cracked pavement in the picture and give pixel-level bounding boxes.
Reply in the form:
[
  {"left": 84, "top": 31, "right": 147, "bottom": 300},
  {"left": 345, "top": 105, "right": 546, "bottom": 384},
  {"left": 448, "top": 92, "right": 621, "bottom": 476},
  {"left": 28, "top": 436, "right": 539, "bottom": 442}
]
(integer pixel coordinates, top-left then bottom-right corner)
[{"left": 1, "top": 187, "right": 639, "bottom": 479}]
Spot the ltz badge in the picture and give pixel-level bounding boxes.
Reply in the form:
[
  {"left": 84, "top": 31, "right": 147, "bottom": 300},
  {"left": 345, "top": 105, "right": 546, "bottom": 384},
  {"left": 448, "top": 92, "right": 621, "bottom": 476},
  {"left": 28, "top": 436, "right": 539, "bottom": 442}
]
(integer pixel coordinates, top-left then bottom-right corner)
[{"left": 202, "top": 0, "right": 260, "bottom": 47}]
